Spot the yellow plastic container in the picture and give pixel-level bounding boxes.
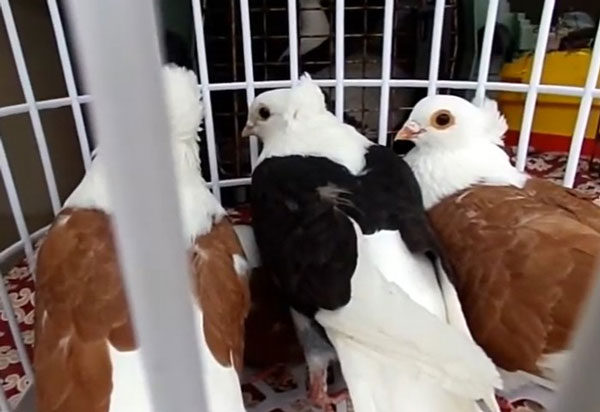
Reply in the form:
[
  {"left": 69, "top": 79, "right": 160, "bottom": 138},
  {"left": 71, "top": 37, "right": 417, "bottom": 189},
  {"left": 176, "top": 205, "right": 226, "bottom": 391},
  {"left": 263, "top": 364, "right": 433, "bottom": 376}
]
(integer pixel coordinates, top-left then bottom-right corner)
[{"left": 498, "top": 50, "right": 600, "bottom": 140}]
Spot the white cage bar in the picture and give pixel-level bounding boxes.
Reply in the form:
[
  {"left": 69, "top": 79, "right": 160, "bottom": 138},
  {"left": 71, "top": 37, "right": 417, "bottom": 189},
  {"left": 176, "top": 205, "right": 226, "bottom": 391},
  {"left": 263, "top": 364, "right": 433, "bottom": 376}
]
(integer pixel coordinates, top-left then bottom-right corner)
[
  {"left": 553, "top": 270, "right": 600, "bottom": 412},
  {"left": 0, "top": 381, "right": 10, "bottom": 412},
  {"left": 427, "top": 0, "right": 446, "bottom": 96},
  {"left": 65, "top": 0, "right": 209, "bottom": 411},
  {"left": 239, "top": 0, "right": 260, "bottom": 168},
  {"left": 286, "top": 0, "right": 299, "bottom": 83},
  {"left": 0, "top": 0, "right": 61, "bottom": 214},
  {"left": 334, "top": 0, "right": 345, "bottom": 120},
  {"left": 46, "top": 0, "right": 92, "bottom": 170},
  {"left": 514, "top": 0, "right": 555, "bottom": 171},
  {"left": 0, "top": 139, "right": 35, "bottom": 268},
  {"left": 473, "top": 0, "right": 500, "bottom": 106},
  {"left": 377, "top": 0, "right": 395, "bottom": 145},
  {"left": 0, "top": 0, "right": 599, "bottom": 410},
  {"left": 1, "top": 79, "right": 599, "bottom": 122},
  {"left": 192, "top": 0, "right": 222, "bottom": 201},
  {"left": 563, "top": 24, "right": 600, "bottom": 188}
]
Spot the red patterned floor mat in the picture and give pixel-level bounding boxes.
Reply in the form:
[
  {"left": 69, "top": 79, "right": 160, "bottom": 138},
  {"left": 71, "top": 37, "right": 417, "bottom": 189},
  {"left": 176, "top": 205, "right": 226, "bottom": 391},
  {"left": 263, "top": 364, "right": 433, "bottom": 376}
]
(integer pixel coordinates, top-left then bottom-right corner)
[{"left": 0, "top": 264, "right": 34, "bottom": 407}]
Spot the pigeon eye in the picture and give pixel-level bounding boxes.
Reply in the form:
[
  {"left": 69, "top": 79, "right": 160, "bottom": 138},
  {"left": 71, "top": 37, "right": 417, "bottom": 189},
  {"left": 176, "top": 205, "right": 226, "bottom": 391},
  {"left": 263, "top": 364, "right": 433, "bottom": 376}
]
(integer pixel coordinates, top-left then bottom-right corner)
[
  {"left": 431, "top": 110, "right": 454, "bottom": 129},
  {"left": 258, "top": 107, "right": 271, "bottom": 120}
]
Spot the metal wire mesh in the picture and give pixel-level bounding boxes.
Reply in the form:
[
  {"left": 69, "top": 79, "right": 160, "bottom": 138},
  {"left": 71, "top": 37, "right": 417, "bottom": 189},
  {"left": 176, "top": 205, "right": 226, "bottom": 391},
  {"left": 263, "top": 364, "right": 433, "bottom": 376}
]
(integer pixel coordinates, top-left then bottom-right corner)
[
  {"left": 0, "top": 0, "right": 599, "bottom": 410},
  {"left": 204, "top": 0, "right": 458, "bottom": 178}
]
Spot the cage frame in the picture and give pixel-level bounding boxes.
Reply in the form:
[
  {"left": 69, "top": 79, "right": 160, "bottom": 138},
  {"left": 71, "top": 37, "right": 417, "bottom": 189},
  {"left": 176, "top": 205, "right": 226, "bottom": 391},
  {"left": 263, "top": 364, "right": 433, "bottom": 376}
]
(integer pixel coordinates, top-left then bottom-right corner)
[{"left": 0, "top": 0, "right": 599, "bottom": 410}]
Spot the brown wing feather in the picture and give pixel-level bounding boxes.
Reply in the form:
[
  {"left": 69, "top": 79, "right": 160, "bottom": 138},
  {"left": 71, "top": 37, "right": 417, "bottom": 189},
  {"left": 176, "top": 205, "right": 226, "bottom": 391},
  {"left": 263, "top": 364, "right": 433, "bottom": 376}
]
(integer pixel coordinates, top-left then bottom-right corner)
[
  {"left": 524, "top": 178, "right": 600, "bottom": 352},
  {"left": 34, "top": 209, "right": 135, "bottom": 412},
  {"left": 428, "top": 181, "right": 600, "bottom": 373},
  {"left": 192, "top": 218, "right": 250, "bottom": 373},
  {"left": 526, "top": 178, "right": 600, "bottom": 232}
]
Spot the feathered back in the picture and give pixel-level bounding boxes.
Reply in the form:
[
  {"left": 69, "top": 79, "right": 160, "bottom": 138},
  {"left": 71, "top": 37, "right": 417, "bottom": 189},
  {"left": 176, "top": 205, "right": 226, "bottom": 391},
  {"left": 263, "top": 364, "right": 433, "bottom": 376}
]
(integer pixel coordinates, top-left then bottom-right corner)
[
  {"left": 64, "top": 64, "right": 219, "bottom": 235},
  {"left": 476, "top": 97, "right": 508, "bottom": 146},
  {"left": 289, "top": 73, "right": 327, "bottom": 119},
  {"left": 162, "top": 64, "right": 204, "bottom": 141}
]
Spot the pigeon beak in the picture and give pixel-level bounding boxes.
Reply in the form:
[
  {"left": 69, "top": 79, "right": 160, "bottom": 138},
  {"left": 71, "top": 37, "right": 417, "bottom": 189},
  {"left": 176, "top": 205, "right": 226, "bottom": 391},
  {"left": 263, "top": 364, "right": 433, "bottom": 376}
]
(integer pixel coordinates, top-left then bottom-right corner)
[
  {"left": 394, "top": 120, "right": 424, "bottom": 141},
  {"left": 241, "top": 122, "right": 255, "bottom": 138}
]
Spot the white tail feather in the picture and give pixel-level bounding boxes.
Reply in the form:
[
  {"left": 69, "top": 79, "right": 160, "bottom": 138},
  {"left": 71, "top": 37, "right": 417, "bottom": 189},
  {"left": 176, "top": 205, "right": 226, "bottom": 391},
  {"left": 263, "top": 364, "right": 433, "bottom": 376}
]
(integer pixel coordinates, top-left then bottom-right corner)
[{"left": 316, "top": 223, "right": 501, "bottom": 411}]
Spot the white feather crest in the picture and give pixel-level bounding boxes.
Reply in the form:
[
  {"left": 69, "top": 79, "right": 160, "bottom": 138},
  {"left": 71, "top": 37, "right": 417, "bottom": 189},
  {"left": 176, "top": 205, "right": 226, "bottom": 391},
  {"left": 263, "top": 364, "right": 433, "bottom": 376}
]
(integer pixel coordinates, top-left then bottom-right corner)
[
  {"left": 290, "top": 72, "right": 326, "bottom": 117},
  {"left": 162, "top": 64, "right": 205, "bottom": 141},
  {"left": 476, "top": 97, "right": 508, "bottom": 146},
  {"left": 299, "top": 72, "right": 313, "bottom": 82}
]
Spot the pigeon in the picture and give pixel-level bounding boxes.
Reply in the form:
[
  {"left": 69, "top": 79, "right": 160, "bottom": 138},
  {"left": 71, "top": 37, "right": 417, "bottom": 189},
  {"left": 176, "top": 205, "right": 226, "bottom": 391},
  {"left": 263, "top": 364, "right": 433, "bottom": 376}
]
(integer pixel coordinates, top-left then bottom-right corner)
[
  {"left": 244, "top": 75, "right": 501, "bottom": 412},
  {"left": 395, "top": 94, "right": 600, "bottom": 395},
  {"left": 279, "top": 0, "right": 330, "bottom": 62},
  {"left": 34, "top": 65, "right": 250, "bottom": 412}
]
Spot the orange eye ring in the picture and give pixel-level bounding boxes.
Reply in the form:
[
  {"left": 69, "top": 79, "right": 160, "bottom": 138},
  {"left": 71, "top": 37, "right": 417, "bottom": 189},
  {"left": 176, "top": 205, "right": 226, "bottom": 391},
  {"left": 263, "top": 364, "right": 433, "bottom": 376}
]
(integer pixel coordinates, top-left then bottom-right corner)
[{"left": 430, "top": 110, "right": 454, "bottom": 130}]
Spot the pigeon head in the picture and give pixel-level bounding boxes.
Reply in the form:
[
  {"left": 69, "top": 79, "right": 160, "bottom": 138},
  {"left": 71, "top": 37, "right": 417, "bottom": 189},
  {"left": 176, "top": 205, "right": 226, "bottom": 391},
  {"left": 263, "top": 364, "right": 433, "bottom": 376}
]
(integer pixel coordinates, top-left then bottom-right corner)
[
  {"left": 242, "top": 73, "right": 328, "bottom": 141},
  {"left": 161, "top": 64, "right": 205, "bottom": 170},
  {"left": 162, "top": 64, "right": 204, "bottom": 143},
  {"left": 394, "top": 95, "right": 507, "bottom": 152}
]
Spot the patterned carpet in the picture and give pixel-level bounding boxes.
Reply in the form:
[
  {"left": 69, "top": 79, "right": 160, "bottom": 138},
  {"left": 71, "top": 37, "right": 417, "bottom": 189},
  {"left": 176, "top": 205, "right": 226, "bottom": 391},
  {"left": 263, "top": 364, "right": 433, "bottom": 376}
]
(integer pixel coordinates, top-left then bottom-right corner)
[
  {"left": 0, "top": 149, "right": 598, "bottom": 410},
  {"left": 0, "top": 264, "right": 33, "bottom": 408},
  {"left": 512, "top": 149, "right": 600, "bottom": 202}
]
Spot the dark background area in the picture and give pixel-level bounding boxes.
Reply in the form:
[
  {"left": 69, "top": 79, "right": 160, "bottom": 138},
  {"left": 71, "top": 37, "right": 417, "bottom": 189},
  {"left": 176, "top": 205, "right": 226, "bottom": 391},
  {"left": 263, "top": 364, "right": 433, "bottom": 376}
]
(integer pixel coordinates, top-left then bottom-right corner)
[{"left": 509, "top": 0, "right": 600, "bottom": 22}]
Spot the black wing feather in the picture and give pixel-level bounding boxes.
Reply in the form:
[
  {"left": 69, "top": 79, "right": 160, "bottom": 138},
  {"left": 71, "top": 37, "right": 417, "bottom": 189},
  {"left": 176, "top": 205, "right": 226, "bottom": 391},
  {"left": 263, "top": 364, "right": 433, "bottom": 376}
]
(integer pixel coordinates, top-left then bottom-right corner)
[
  {"left": 251, "top": 146, "right": 448, "bottom": 317},
  {"left": 353, "top": 145, "right": 440, "bottom": 256},
  {"left": 251, "top": 156, "right": 358, "bottom": 316}
]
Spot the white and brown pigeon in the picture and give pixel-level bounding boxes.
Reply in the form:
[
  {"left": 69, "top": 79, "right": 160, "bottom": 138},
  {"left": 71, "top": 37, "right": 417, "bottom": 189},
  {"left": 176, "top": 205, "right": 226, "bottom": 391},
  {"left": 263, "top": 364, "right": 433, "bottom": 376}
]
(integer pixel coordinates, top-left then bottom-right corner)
[
  {"left": 34, "top": 64, "right": 250, "bottom": 412},
  {"left": 246, "top": 75, "right": 501, "bottom": 412},
  {"left": 395, "top": 94, "right": 600, "bottom": 393}
]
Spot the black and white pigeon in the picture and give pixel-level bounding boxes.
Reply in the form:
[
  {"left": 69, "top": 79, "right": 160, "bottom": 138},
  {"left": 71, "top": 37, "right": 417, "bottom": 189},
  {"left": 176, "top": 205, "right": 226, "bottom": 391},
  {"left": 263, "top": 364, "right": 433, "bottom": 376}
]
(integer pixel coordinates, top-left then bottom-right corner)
[
  {"left": 244, "top": 75, "right": 502, "bottom": 412},
  {"left": 278, "top": 0, "right": 329, "bottom": 62}
]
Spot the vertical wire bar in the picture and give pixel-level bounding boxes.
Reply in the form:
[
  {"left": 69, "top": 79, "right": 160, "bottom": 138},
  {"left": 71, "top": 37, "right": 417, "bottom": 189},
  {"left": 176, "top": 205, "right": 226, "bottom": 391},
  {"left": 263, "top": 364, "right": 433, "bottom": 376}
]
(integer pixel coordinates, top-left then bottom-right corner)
[
  {"left": 192, "top": 0, "right": 221, "bottom": 200},
  {"left": 377, "top": 0, "right": 394, "bottom": 145},
  {"left": 551, "top": 271, "right": 600, "bottom": 412},
  {"left": 473, "top": 0, "right": 500, "bottom": 106},
  {"left": 427, "top": 0, "right": 446, "bottom": 96},
  {"left": 239, "top": 0, "right": 259, "bottom": 168},
  {"left": 514, "top": 0, "right": 555, "bottom": 171},
  {"left": 287, "top": 0, "right": 299, "bottom": 83},
  {"left": 334, "top": 0, "right": 345, "bottom": 120},
  {"left": 0, "top": 380, "right": 10, "bottom": 412},
  {"left": 65, "top": 0, "right": 208, "bottom": 410},
  {"left": 0, "top": 139, "right": 35, "bottom": 267},
  {"left": 0, "top": 271, "right": 33, "bottom": 381},
  {"left": 0, "top": 0, "right": 61, "bottom": 213},
  {"left": 563, "top": 25, "right": 600, "bottom": 188},
  {"left": 46, "top": 0, "right": 92, "bottom": 170}
]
